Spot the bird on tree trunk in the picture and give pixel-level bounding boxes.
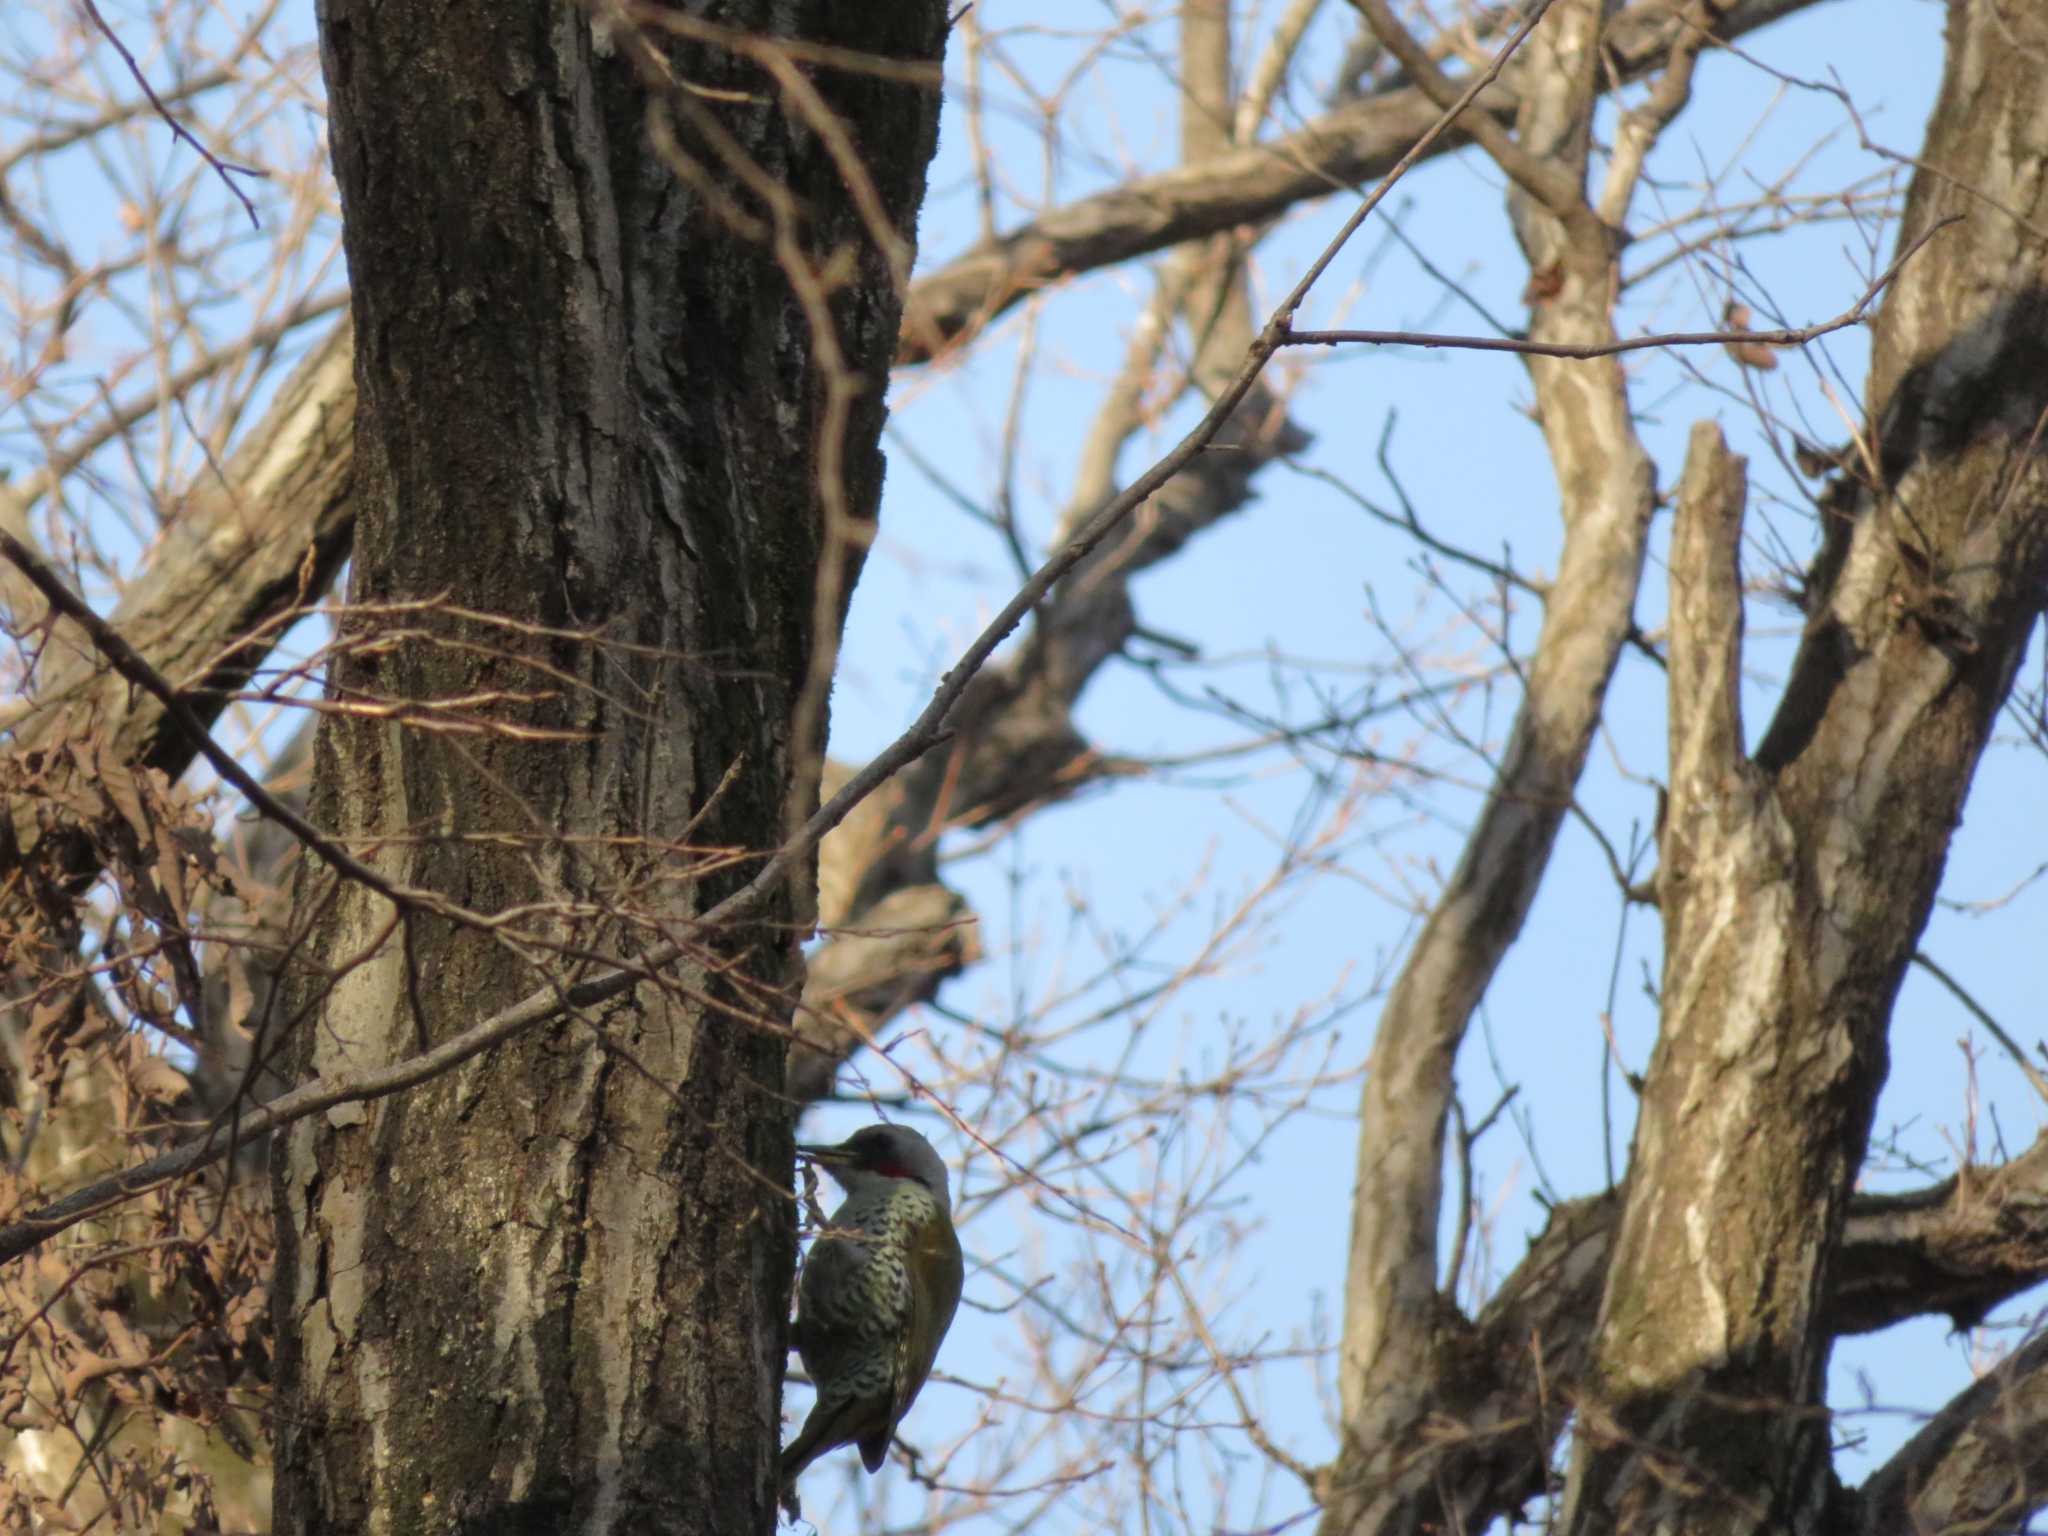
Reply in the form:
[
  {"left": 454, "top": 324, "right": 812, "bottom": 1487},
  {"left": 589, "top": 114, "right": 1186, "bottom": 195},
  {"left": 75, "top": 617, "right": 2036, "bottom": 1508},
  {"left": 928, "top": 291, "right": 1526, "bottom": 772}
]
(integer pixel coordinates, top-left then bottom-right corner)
[{"left": 780, "top": 1123, "right": 964, "bottom": 1511}]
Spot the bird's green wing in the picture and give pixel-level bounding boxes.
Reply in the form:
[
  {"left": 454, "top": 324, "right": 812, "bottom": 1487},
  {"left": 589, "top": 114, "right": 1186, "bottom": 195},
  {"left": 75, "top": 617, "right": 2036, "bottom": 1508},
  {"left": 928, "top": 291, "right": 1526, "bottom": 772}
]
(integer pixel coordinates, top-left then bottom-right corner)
[{"left": 892, "top": 1205, "right": 965, "bottom": 1427}]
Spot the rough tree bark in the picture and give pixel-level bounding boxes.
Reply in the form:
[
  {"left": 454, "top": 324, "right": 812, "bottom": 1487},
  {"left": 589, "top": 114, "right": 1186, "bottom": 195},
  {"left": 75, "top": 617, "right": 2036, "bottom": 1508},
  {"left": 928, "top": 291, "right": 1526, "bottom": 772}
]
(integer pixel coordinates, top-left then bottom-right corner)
[
  {"left": 269, "top": 6, "right": 945, "bottom": 1534},
  {"left": 1319, "top": 1, "right": 2048, "bottom": 1533},
  {"left": 0, "top": 0, "right": 1826, "bottom": 1118},
  {"left": 1561, "top": 1, "right": 2048, "bottom": 1528}
]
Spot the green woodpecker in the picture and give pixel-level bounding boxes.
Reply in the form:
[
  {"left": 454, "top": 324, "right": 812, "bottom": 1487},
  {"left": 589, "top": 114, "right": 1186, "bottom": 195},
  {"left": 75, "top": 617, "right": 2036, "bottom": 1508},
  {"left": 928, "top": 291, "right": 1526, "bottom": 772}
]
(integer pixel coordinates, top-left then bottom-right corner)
[{"left": 780, "top": 1123, "right": 964, "bottom": 1495}]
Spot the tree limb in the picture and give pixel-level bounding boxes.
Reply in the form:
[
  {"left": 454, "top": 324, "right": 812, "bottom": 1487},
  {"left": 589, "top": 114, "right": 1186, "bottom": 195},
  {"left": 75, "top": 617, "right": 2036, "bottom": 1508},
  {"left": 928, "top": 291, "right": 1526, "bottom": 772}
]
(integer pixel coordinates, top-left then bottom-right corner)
[
  {"left": 1664, "top": 421, "right": 1749, "bottom": 809},
  {"left": 1322, "top": 0, "right": 1660, "bottom": 1526},
  {"left": 1854, "top": 1326, "right": 2048, "bottom": 1536},
  {"left": 1564, "top": 0, "right": 2048, "bottom": 1523},
  {"left": 1320, "top": 1131, "right": 2048, "bottom": 1535},
  {"left": 896, "top": 0, "right": 1830, "bottom": 360}
]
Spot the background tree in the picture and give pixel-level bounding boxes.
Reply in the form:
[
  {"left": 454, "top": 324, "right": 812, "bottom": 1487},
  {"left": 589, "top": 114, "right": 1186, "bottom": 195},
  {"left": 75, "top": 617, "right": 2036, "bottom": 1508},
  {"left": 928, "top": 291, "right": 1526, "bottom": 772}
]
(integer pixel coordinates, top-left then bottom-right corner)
[{"left": 3, "top": 1, "right": 2046, "bottom": 1534}]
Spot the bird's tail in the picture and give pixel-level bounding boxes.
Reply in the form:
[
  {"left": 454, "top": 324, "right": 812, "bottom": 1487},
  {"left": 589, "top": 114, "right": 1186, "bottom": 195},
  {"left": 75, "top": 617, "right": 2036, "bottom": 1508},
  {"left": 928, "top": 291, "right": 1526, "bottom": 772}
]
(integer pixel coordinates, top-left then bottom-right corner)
[{"left": 779, "top": 1393, "right": 859, "bottom": 1489}]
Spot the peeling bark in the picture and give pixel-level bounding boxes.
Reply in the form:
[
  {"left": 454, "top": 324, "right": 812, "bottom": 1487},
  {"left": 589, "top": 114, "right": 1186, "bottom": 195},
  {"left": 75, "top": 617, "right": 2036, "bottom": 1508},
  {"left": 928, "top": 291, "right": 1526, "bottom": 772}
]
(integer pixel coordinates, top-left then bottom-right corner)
[{"left": 1563, "top": 3, "right": 2048, "bottom": 1528}]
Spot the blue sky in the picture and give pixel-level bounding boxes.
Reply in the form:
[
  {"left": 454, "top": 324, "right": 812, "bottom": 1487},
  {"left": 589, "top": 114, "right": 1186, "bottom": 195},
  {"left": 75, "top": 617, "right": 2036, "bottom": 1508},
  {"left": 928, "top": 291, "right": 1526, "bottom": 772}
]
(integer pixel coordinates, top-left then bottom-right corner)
[
  {"left": 803, "top": 1, "right": 2045, "bottom": 1531},
  {"left": 10, "top": 1, "right": 2040, "bottom": 1532}
]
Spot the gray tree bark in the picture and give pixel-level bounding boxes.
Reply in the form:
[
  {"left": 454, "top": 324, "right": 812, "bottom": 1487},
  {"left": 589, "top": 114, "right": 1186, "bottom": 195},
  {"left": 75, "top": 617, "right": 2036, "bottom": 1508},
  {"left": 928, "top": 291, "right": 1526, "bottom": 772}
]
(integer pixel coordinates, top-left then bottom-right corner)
[
  {"left": 1561, "top": 1, "right": 2048, "bottom": 1528},
  {"left": 269, "top": 5, "right": 946, "bottom": 1533},
  {"left": 1317, "top": 1, "right": 2048, "bottom": 1533},
  {"left": 0, "top": 0, "right": 1828, "bottom": 1120}
]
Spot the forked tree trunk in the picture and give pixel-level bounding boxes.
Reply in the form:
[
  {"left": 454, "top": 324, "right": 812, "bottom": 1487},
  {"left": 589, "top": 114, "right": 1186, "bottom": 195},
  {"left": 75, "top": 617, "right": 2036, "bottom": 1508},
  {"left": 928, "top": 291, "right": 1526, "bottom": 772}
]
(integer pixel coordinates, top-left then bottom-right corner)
[
  {"left": 1315, "top": 3, "right": 2048, "bottom": 1533},
  {"left": 271, "top": 6, "right": 946, "bottom": 1533},
  {"left": 1560, "top": 2, "right": 2048, "bottom": 1530}
]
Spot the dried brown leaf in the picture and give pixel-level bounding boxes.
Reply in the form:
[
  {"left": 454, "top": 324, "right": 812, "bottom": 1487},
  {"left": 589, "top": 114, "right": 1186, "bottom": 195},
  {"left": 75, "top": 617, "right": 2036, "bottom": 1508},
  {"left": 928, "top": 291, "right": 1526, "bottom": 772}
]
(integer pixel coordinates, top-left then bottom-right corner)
[{"left": 128, "top": 1056, "right": 189, "bottom": 1108}]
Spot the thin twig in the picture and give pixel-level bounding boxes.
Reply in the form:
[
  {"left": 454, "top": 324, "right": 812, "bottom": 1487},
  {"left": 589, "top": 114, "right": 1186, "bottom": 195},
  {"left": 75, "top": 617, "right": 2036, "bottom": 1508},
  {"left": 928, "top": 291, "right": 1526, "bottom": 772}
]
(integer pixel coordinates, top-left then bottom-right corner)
[
  {"left": 0, "top": 1, "right": 1564, "bottom": 1268},
  {"left": 76, "top": 0, "right": 265, "bottom": 228},
  {"left": 1, "top": 529, "right": 410, "bottom": 910},
  {"left": 1281, "top": 215, "right": 1958, "bottom": 361},
  {"left": 1912, "top": 952, "right": 2048, "bottom": 1107}
]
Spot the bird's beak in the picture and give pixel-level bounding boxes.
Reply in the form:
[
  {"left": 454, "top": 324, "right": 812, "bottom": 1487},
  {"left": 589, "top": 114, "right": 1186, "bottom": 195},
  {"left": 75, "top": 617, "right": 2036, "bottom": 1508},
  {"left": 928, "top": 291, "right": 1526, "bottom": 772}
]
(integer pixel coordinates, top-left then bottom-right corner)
[{"left": 795, "top": 1142, "right": 851, "bottom": 1165}]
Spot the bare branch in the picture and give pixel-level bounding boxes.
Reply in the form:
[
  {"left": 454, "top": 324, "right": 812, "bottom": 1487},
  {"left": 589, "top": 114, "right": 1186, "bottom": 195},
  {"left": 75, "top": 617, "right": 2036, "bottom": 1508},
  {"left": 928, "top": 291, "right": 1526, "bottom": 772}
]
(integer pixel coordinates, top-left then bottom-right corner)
[
  {"left": 1912, "top": 951, "right": 2048, "bottom": 1108},
  {"left": 2, "top": 527, "right": 409, "bottom": 908},
  {"left": 1281, "top": 214, "right": 1956, "bottom": 361},
  {"left": 1856, "top": 1327, "right": 2048, "bottom": 1536},
  {"left": 895, "top": 0, "right": 1829, "bottom": 360},
  {"left": 1563, "top": 0, "right": 2048, "bottom": 1521},
  {"left": 1323, "top": 0, "right": 1661, "bottom": 1524},
  {"left": 1345, "top": 0, "right": 1582, "bottom": 216},
  {"left": 74, "top": 0, "right": 265, "bottom": 227},
  {"left": 1321, "top": 1128, "right": 2048, "bottom": 1535},
  {"left": 5, "top": 13, "right": 1564, "bottom": 1260}
]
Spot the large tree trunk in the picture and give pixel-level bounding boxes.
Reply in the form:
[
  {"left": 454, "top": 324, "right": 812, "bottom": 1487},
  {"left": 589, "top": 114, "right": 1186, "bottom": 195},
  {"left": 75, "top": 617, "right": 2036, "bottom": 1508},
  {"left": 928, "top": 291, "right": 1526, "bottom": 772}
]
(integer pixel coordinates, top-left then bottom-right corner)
[
  {"left": 1560, "top": 2, "right": 2048, "bottom": 1531},
  {"left": 1315, "top": 2, "right": 2048, "bottom": 1532},
  {"left": 270, "top": 6, "right": 946, "bottom": 1533}
]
